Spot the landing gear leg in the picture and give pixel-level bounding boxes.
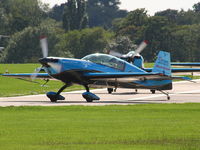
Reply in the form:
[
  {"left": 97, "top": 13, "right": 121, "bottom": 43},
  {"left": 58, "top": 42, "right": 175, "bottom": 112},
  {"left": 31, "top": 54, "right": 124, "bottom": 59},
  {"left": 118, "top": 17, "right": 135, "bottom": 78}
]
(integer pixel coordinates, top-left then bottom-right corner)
[
  {"left": 159, "top": 90, "right": 170, "bottom": 100},
  {"left": 41, "top": 79, "right": 49, "bottom": 87},
  {"left": 82, "top": 85, "right": 100, "bottom": 102},
  {"left": 47, "top": 84, "right": 69, "bottom": 102},
  {"left": 84, "top": 84, "right": 90, "bottom": 92}
]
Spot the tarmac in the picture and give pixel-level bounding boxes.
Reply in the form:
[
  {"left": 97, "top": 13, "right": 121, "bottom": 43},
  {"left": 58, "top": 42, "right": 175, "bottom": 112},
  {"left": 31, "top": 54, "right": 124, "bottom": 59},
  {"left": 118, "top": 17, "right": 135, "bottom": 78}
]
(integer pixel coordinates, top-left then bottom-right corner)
[{"left": 0, "top": 80, "right": 200, "bottom": 106}]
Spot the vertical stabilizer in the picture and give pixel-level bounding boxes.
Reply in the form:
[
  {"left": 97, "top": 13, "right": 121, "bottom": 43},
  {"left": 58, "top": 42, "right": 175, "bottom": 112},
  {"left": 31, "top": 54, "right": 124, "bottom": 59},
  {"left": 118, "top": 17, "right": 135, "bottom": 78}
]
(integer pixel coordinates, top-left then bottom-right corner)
[{"left": 152, "top": 51, "right": 171, "bottom": 76}]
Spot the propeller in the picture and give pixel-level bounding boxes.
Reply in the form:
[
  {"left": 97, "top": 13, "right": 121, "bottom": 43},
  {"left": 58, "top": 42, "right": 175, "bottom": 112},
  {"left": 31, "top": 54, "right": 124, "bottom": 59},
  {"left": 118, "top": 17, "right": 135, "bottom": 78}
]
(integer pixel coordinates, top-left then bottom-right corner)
[
  {"left": 109, "top": 40, "right": 148, "bottom": 59},
  {"left": 40, "top": 36, "right": 48, "bottom": 58},
  {"left": 31, "top": 36, "right": 48, "bottom": 80}
]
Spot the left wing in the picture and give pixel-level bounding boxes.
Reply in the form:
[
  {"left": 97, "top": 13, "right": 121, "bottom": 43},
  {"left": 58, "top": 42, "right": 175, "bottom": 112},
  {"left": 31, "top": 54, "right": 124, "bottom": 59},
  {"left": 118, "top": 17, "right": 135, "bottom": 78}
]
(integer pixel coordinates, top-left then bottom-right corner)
[
  {"left": 144, "top": 68, "right": 200, "bottom": 73},
  {"left": 1, "top": 73, "right": 51, "bottom": 79}
]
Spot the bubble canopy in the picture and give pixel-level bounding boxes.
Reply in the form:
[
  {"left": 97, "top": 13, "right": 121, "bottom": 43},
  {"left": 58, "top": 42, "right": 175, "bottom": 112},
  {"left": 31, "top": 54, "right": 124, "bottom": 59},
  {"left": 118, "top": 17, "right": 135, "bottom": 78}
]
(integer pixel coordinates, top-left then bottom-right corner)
[{"left": 82, "top": 53, "right": 125, "bottom": 70}]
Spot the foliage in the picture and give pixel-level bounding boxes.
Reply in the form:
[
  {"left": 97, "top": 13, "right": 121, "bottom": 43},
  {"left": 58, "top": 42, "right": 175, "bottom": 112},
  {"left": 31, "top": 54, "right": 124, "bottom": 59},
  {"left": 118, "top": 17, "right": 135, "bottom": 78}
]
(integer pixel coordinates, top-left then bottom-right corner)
[
  {"left": 55, "top": 27, "right": 113, "bottom": 58},
  {"left": 87, "top": 0, "right": 128, "bottom": 28},
  {"left": 0, "top": 0, "right": 47, "bottom": 34},
  {"left": 155, "top": 9, "right": 179, "bottom": 24},
  {"left": 49, "top": 0, "right": 127, "bottom": 28},
  {"left": 1, "top": 0, "right": 200, "bottom": 63},
  {"left": 171, "top": 24, "right": 200, "bottom": 62},
  {"left": 62, "top": 0, "right": 88, "bottom": 31},
  {"left": 112, "top": 9, "right": 148, "bottom": 42},
  {"left": 106, "top": 36, "right": 136, "bottom": 54},
  {"left": 2, "top": 19, "right": 64, "bottom": 63}
]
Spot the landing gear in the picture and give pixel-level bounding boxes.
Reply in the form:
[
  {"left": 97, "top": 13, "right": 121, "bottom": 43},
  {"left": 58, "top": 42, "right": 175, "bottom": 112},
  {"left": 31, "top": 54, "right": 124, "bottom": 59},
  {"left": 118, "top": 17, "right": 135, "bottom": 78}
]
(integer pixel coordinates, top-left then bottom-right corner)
[
  {"left": 150, "top": 89, "right": 156, "bottom": 94},
  {"left": 46, "top": 84, "right": 69, "bottom": 102},
  {"left": 107, "top": 88, "right": 113, "bottom": 94},
  {"left": 159, "top": 90, "right": 170, "bottom": 100},
  {"left": 135, "top": 89, "right": 138, "bottom": 93},
  {"left": 82, "top": 85, "right": 100, "bottom": 102}
]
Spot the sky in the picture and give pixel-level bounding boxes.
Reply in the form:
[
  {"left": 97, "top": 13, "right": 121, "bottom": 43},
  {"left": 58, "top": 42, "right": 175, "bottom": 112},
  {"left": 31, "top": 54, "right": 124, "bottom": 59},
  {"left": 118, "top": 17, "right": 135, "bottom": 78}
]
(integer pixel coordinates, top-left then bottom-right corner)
[{"left": 41, "top": 0, "right": 200, "bottom": 15}]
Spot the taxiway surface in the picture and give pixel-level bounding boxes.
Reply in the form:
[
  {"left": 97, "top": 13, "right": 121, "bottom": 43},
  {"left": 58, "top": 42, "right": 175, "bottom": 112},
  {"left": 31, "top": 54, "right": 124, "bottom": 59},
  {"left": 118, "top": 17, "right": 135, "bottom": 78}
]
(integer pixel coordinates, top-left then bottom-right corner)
[{"left": 0, "top": 80, "right": 200, "bottom": 106}]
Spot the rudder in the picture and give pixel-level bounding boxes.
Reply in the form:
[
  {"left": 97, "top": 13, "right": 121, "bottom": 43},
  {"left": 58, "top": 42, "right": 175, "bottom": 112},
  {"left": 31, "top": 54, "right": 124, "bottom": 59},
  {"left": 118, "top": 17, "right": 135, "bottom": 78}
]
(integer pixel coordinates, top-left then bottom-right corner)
[{"left": 152, "top": 51, "right": 171, "bottom": 76}]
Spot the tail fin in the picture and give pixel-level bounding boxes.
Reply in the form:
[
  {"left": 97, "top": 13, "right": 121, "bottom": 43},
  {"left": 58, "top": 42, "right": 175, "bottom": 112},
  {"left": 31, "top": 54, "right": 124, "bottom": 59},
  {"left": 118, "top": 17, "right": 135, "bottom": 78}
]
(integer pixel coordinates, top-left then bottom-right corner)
[{"left": 152, "top": 51, "right": 171, "bottom": 76}]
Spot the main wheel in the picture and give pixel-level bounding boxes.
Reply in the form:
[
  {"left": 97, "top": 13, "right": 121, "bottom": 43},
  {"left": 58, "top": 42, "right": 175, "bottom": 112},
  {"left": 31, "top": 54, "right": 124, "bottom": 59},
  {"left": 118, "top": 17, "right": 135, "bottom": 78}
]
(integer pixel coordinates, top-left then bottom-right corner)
[
  {"left": 107, "top": 88, "right": 114, "bottom": 94},
  {"left": 86, "top": 98, "right": 93, "bottom": 102},
  {"left": 50, "top": 97, "right": 58, "bottom": 103}
]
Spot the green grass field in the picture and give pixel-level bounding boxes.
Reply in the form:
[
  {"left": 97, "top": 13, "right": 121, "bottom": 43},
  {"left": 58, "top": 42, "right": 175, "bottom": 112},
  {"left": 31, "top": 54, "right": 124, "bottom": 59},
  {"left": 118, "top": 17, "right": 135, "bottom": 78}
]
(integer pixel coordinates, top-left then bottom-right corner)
[
  {"left": 0, "top": 104, "right": 200, "bottom": 150},
  {"left": 0, "top": 64, "right": 84, "bottom": 97}
]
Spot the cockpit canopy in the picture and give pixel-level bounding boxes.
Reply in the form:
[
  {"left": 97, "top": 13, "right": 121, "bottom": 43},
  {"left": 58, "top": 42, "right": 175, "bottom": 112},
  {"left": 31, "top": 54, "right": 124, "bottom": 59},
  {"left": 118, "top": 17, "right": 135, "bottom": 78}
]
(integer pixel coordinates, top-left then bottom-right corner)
[{"left": 82, "top": 53, "right": 125, "bottom": 70}]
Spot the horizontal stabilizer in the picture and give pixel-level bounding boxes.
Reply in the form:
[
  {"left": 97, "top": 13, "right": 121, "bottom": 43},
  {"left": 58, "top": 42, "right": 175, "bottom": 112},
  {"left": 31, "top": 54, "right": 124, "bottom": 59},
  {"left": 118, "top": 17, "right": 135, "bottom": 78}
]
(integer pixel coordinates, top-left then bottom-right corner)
[
  {"left": 171, "top": 62, "right": 200, "bottom": 66},
  {"left": 145, "top": 68, "right": 200, "bottom": 73}
]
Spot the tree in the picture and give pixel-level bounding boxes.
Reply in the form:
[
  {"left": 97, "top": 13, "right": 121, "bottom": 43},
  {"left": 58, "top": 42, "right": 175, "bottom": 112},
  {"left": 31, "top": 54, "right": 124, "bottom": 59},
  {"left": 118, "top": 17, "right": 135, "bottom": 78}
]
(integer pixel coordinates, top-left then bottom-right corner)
[
  {"left": 87, "top": 0, "right": 127, "bottom": 28},
  {"left": 112, "top": 9, "right": 148, "bottom": 42},
  {"left": 2, "top": 19, "right": 64, "bottom": 63},
  {"left": 49, "top": 3, "right": 67, "bottom": 21},
  {"left": 62, "top": 0, "right": 88, "bottom": 31},
  {"left": 0, "top": 0, "right": 48, "bottom": 34},
  {"left": 155, "top": 9, "right": 179, "bottom": 24},
  {"left": 55, "top": 27, "right": 113, "bottom": 58},
  {"left": 144, "top": 16, "right": 172, "bottom": 61},
  {"left": 106, "top": 36, "right": 136, "bottom": 54},
  {"left": 171, "top": 24, "right": 200, "bottom": 62},
  {"left": 193, "top": 2, "right": 200, "bottom": 12}
]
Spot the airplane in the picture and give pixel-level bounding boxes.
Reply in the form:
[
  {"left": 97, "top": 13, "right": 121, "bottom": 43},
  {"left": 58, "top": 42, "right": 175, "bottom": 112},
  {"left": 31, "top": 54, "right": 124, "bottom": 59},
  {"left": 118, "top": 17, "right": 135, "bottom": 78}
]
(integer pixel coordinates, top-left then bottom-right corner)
[{"left": 1, "top": 37, "right": 200, "bottom": 103}]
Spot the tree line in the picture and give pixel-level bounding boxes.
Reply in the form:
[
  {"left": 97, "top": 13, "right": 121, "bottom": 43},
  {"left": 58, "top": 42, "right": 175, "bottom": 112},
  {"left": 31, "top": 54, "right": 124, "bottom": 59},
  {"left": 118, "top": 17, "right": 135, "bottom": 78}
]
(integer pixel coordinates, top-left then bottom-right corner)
[{"left": 0, "top": 0, "right": 200, "bottom": 63}]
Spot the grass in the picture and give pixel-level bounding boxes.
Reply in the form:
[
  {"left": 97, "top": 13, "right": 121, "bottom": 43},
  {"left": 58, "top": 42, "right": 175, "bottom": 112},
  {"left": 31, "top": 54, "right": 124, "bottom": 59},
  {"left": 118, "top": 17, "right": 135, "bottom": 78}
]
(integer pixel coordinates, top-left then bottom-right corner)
[
  {"left": 0, "top": 76, "right": 85, "bottom": 97},
  {"left": 0, "top": 104, "right": 200, "bottom": 150},
  {"left": 0, "top": 64, "right": 84, "bottom": 97}
]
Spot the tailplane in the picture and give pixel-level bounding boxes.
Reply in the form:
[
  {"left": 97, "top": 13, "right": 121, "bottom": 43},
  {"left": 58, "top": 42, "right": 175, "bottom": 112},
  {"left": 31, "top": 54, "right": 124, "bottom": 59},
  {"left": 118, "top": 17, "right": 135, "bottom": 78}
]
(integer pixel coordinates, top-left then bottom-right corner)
[{"left": 152, "top": 51, "right": 171, "bottom": 76}]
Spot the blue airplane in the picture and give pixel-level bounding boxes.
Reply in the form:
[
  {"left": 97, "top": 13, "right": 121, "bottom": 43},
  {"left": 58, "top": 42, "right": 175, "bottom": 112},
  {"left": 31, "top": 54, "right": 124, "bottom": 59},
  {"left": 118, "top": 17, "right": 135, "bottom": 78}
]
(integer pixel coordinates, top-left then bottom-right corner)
[{"left": 2, "top": 37, "right": 200, "bottom": 102}]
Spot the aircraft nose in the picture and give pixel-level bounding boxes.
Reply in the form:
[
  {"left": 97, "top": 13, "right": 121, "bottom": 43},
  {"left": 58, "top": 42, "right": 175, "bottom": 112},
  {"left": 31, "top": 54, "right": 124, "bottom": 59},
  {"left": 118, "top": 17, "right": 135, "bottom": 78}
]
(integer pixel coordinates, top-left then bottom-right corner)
[{"left": 39, "top": 58, "right": 48, "bottom": 65}]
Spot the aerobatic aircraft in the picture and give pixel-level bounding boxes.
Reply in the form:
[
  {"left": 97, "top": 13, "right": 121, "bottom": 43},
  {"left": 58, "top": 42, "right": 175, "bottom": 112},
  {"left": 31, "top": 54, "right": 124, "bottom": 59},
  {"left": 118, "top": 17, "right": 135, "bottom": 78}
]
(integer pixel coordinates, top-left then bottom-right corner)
[{"left": 2, "top": 37, "right": 200, "bottom": 102}]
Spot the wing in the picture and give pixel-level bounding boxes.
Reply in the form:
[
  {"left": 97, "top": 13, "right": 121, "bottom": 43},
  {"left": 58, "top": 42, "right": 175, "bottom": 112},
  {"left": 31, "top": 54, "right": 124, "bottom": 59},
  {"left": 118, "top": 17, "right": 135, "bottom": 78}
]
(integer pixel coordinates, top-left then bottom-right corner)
[
  {"left": 144, "top": 68, "right": 200, "bottom": 73},
  {"left": 1, "top": 73, "right": 51, "bottom": 79},
  {"left": 171, "top": 63, "right": 200, "bottom": 66},
  {"left": 84, "top": 72, "right": 190, "bottom": 82}
]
